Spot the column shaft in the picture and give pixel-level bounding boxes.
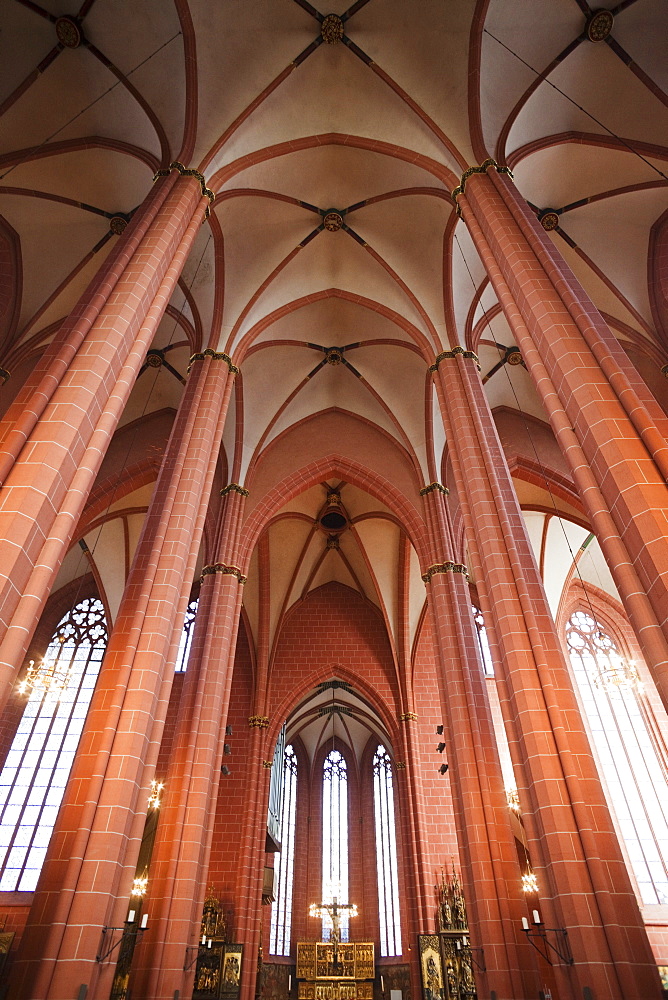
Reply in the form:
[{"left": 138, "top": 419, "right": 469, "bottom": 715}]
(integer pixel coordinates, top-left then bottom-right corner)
[
  {"left": 10, "top": 351, "right": 235, "bottom": 1000},
  {"left": 133, "top": 492, "right": 247, "bottom": 1000},
  {"left": 433, "top": 353, "right": 661, "bottom": 1000},
  {"left": 459, "top": 167, "right": 668, "bottom": 677},
  {"left": 0, "top": 173, "right": 209, "bottom": 711}
]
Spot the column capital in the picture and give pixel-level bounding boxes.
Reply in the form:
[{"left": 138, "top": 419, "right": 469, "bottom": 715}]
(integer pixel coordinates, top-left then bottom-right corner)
[
  {"left": 399, "top": 712, "right": 418, "bottom": 722},
  {"left": 430, "top": 347, "right": 480, "bottom": 373},
  {"left": 421, "top": 562, "right": 468, "bottom": 583},
  {"left": 200, "top": 563, "right": 247, "bottom": 585},
  {"left": 419, "top": 482, "right": 449, "bottom": 497},
  {"left": 451, "top": 158, "right": 513, "bottom": 214},
  {"left": 187, "top": 348, "right": 239, "bottom": 375},
  {"left": 249, "top": 715, "right": 270, "bottom": 729},
  {"left": 153, "top": 161, "right": 215, "bottom": 217},
  {"left": 220, "top": 483, "right": 249, "bottom": 498}
]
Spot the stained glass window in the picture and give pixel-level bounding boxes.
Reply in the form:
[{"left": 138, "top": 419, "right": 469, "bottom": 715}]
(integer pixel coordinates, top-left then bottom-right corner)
[
  {"left": 0, "top": 597, "right": 107, "bottom": 891},
  {"left": 566, "top": 610, "right": 668, "bottom": 904},
  {"left": 322, "top": 749, "right": 349, "bottom": 942},
  {"left": 175, "top": 598, "right": 198, "bottom": 672},
  {"left": 472, "top": 605, "right": 494, "bottom": 677},
  {"left": 270, "top": 744, "right": 297, "bottom": 956},
  {"left": 373, "top": 745, "right": 402, "bottom": 956}
]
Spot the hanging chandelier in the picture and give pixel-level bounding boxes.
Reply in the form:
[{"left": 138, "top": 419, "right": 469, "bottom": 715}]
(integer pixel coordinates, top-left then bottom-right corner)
[
  {"left": 17, "top": 636, "right": 72, "bottom": 700},
  {"left": 147, "top": 780, "right": 164, "bottom": 809},
  {"left": 521, "top": 871, "right": 539, "bottom": 894},
  {"left": 593, "top": 654, "right": 643, "bottom": 693},
  {"left": 131, "top": 868, "right": 149, "bottom": 898}
]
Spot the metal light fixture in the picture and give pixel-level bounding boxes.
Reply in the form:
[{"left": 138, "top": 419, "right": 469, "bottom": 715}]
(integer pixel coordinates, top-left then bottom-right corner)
[
  {"left": 17, "top": 636, "right": 71, "bottom": 700},
  {"left": 521, "top": 871, "right": 539, "bottom": 894},
  {"left": 594, "top": 653, "right": 643, "bottom": 693},
  {"left": 506, "top": 787, "right": 521, "bottom": 813},
  {"left": 131, "top": 868, "right": 149, "bottom": 898},
  {"left": 147, "top": 780, "right": 164, "bottom": 809}
]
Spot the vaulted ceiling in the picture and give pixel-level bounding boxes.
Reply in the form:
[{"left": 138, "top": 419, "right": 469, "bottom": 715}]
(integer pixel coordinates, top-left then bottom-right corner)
[{"left": 2, "top": 0, "right": 667, "bottom": 716}]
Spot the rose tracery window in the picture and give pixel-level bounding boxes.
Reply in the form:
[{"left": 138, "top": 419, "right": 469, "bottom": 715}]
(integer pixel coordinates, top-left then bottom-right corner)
[
  {"left": 373, "top": 745, "right": 402, "bottom": 957},
  {"left": 270, "top": 744, "right": 297, "bottom": 956},
  {"left": 566, "top": 609, "right": 668, "bottom": 905},
  {"left": 0, "top": 597, "right": 108, "bottom": 891}
]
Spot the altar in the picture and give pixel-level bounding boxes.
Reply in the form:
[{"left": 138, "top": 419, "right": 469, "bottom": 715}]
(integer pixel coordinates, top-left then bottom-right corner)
[{"left": 296, "top": 941, "right": 375, "bottom": 1000}]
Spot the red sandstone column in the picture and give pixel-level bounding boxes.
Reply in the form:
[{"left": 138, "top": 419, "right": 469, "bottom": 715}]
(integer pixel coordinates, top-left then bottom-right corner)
[
  {"left": 235, "top": 725, "right": 274, "bottom": 1000},
  {"left": 0, "top": 167, "right": 214, "bottom": 714},
  {"left": 10, "top": 349, "right": 237, "bottom": 1000},
  {"left": 456, "top": 164, "right": 668, "bottom": 702},
  {"left": 132, "top": 489, "right": 248, "bottom": 1000},
  {"left": 456, "top": 191, "right": 668, "bottom": 717},
  {"left": 392, "top": 722, "right": 436, "bottom": 1000},
  {"left": 433, "top": 351, "right": 662, "bottom": 1000},
  {"left": 420, "top": 485, "right": 535, "bottom": 1000}
]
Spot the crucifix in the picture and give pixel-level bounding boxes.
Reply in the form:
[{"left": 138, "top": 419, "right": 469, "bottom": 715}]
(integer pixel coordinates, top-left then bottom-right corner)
[{"left": 309, "top": 896, "right": 358, "bottom": 964}]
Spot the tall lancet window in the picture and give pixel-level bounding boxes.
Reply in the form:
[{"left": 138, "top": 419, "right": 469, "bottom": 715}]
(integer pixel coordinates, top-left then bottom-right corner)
[
  {"left": 175, "top": 598, "right": 198, "bottom": 672},
  {"left": 322, "top": 749, "right": 349, "bottom": 942},
  {"left": 373, "top": 745, "right": 402, "bottom": 956},
  {"left": 270, "top": 744, "right": 298, "bottom": 956},
  {"left": 566, "top": 610, "right": 668, "bottom": 904},
  {"left": 0, "top": 597, "right": 107, "bottom": 891}
]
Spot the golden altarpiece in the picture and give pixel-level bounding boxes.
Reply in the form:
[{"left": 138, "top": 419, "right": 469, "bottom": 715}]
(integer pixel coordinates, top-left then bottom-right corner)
[{"left": 296, "top": 941, "right": 375, "bottom": 1000}]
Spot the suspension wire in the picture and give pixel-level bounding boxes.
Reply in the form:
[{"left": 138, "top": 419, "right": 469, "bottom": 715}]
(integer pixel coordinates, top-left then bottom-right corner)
[{"left": 483, "top": 27, "right": 668, "bottom": 183}]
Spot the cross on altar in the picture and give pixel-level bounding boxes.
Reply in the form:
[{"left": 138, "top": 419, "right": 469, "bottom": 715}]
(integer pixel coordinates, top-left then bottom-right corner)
[{"left": 309, "top": 896, "right": 358, "bottom": 959}]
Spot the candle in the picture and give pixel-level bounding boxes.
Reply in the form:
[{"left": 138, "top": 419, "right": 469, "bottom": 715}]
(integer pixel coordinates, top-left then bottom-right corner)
[
  {"left": 289, "top": 975, "right": 292, "bottom": 991},
  {"left": 521, "top": 917, "right": 529, "bottom": 930},
  {"left": 202, "top": 934, "right": 207, "bottom": 945},
  {"left": 141, "top": 913, "right": 149, "bottom": 929},
  {"left": 462, "top": 936, "right": 467, "bottom": 946},
  {"left": 532, "top": 910, "right": 541, "bottom": 925},
  {"left": 380, "top": 977, "right": 384, "bottom": 993},
  {"left": 208, "top": 939, "right": 212, "bottom": 949},
  {"left": 127, "top": 909, "right": 135, "bottom": 924}
]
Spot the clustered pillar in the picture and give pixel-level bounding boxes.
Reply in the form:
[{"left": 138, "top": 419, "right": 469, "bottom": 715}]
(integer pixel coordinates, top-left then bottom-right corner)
[{"left": 0, "top": 152, "right": 665, "bottom": 1000}]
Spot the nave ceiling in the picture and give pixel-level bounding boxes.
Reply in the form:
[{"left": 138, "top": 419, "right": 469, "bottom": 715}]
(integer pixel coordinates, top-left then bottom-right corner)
[{"left": 1, "top": 0, "right": 667, "bottom": 677}]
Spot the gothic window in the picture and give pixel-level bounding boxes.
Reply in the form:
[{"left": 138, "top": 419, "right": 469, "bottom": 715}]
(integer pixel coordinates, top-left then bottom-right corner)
[
  {"left": 270, "top": 744, "right": 297, "bottom": 956},
  {"left": 322, "top": 749, "right": 349, "bottom": 942},
  {"left": 373, "top": 745, "right": 402, "bottom": 957},
  {"left": 0, "top": 597, "right": 108, "bottom": 891},
  {"left": 566, "top": 609, "right": 668, "bottom": 904},
  {"left": 175, "top": 598, "right": 198, "bottom": 672},
  {"left": 472, "top": 605, "right": 495, "bottom": 677}
]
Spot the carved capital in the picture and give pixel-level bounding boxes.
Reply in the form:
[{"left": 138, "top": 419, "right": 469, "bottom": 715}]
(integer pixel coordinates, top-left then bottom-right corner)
[
  {"left": 220, "top": 483, "right": 249, "bottom": 498},
  {"left": 422, "top": 562, "right": 468, "bottom": 583},
  {"left": 188, "top": 349, "right": 239, "bottom": 375},
  {"left": 430, "top": 346, "right": 480, "bottom": 373},
  {"left": 200, "top": 563, "right": 247, "bottom": 585},
  {"left": 419, "top": 482, "right": 449, "bottom": 497}
]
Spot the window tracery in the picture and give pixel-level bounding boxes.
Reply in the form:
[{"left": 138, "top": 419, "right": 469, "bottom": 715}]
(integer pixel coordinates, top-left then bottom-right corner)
[
  {"left": 322, "top": 749, "right": 349, "bottom": 942},
  {"left": 0, "top": 597, "right": 107, "bottom": 891},
  {"left": 175, "top": 598, "right": 198, "bottom": 672},
  {"left": 270, "top": 743, "right": 297, "bottom": 956},
  {"left": 566, "top": 609, "right": 668, "bottom": 904},
  {"left": 373, "top": 744, "right": 402, "bottom": 957}
]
